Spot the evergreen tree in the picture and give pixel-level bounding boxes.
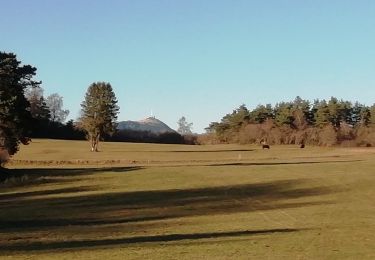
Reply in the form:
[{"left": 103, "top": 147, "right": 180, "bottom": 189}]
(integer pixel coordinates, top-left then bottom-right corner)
[
  {"left": 205, "top": 122, "right": 220, "bottom": 134},
  {"left": 206, "top": 97, "right": 375, "bottom": 146},
  {"left": 250, "top": 104, "right": 274, "bottom": 123},
  {"left": 341, "top": 100, "right": 354, "bottom": 125},
  {"left": 0, "top": 52, "right": 39, "bottom": 159},
  {"left": 80, "top": 82, "right": 119, "bottom": 152},
  {"left": 327, "top": 97, "right": 347, "bottom": 128},
  {"left": 360, "top": 107, "right": 371, "bottom": 126},
  {"left": 353, "top": 103, "right": 371, "bottom": 127},
  {"left": 351, "top": 102, "right": 363, "bottom": 125},
  {"left": 313, "top": 100, "right": 330, "bottom": 127},
  {"left": 274, "top": 102, "right": 294, "bottom": 127},
  {"left": 327, "top": 97, "right": 339, "bottom": 127},
  {"left": 222, "top": 104, "right": 250, "bottom": 130}
]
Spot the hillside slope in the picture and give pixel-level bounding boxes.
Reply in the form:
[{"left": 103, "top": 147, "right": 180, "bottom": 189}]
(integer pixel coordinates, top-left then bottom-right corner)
[{"left": 117, "top": 117, "right": 176, "bottom": 134}]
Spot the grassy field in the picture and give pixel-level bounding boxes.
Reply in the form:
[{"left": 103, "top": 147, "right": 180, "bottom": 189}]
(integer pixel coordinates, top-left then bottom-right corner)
[{"left": 1, "top": 139, "right": 375, "bottom": 259}]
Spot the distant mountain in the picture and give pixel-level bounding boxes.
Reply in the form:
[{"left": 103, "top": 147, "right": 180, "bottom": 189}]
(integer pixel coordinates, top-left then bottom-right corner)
[{"left": 117, "top": 117, "right": 176, "bottom": 134}]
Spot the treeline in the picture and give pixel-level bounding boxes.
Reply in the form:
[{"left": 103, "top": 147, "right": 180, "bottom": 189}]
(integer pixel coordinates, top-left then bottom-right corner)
[
  {"left": 1, "top": 51, "right": 190, "bottom": 166},
  {"left": 0, "top": 52, "right": 86, "bottom": 164},
  {"left": 27, "top": 86, "right": 195, "bottom": 145},
  {"left": 25, "top": 86, "right": 85, "bottom": 140},
  {"left": 202, "top": 96, "right": 375, "bottom": 146},
  {"left": 111, "top": 130, "right": 185, "bottom": 144}
]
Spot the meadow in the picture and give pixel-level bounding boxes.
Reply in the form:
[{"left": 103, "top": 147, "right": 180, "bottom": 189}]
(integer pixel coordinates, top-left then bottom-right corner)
[{"left": 1, "top": 139, "right": 375, "bottom": 259}]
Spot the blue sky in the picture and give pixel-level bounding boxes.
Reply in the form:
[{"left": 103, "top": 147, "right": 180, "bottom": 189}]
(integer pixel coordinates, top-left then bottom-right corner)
[{"left": 1, "top": 0, "right": 375, "bottom": 133}]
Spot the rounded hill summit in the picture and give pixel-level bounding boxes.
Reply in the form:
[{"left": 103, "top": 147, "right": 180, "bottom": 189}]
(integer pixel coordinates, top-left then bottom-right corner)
[{"left": 117, "top": 117, "right": 176, "bottom": 134}]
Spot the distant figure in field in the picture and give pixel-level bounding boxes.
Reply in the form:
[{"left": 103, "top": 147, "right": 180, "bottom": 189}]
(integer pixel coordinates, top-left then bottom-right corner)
[
  {"left": 262, "top": 144, "right": 270, "bottom": 149},
  {"left": 300, "top": 144, "right": 305, "bottom": 148},
  {"left": 260, "top": 139, "right": 270, "bottom": 149},
  {"left": 20, "top": 137, "right": 31, "bottom": 145}
]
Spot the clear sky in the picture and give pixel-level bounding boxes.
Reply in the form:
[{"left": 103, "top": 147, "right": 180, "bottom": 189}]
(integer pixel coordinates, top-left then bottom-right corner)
[{"left": 1, "top": 0, "right": 375, "bottom": 133}]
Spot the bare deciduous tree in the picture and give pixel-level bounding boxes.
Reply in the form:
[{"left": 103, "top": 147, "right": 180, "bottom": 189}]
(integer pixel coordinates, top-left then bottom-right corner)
[
  {"left": 177, "top": 116, "right": 193, "bottom": 135},
  {"left": 46, "top": 93, "right": 69, "bottom": 123}
]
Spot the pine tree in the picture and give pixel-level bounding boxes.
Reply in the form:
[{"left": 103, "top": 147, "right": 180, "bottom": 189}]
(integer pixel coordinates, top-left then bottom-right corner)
[
  {"left": 250, "top": 104, "right": 274, "bottom": 123},
  {"left": 313, "top": 100, "right": 330, "bottom": 127},
  {"left": 327, "top": 97, "right": 347, "bottom": 128},
  {"left": 0, "top": 52, "right": 38, "bottom": 159},
  {"left": 222, "top": 104, "right": 250, "bottom": 130},
  {"left": 357, "top": 105, "right": 371, "bottom": 126},
  {"left": 274, "top": 102, "right": 294, "bottom": 127},
  {"left": 80, "top": 82, "right": 119, "bottom": 152}
]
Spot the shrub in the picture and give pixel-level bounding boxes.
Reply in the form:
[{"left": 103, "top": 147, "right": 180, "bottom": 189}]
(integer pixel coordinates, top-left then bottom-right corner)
[
  {"left": 304, "top": 127, "right": 319, "bottom": 145},
  {"left": 337, "top": 122, "right": 355, "bottom": 143},
  {"left": 318, "top": 125, "right": 337, "bottom": 146},
  {"left": 355, "top": 126, "right": 375, "bottom": 146},
  {"left": 196, "top": 133, "right": 220, "bottom": 145},
  {"left": 183, "top": 134, "right": 198, "bottom": 145},
  {"left": 238, "top": 124, "right": 265, "bottom": 144}
]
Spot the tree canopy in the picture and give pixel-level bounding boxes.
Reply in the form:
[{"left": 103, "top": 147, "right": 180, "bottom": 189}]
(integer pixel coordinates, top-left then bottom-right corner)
[
  {"left": 80, "top": 82, "right": 119, "bottom": 152},
  {"left": 177, "top": 116, "right": 193, "bottom": 135},
  {"left": 46, "top": 93, "right": 69, "bottom": 123},
  {"left": 0, "top": 52, "right": 38, "bottom": 158},
  {"left": 205, "top": 97, "right": 375, "bottom": 146}
]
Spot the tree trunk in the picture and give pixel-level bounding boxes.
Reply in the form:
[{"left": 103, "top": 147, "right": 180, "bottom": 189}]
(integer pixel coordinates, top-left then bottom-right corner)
[
  {"left": 90, "top": 133, "right": 100, "bottom": 152},
  {"left": 91, "top": 135, "right": 97, "bottom": 152},
  {"left": 95, "top": 134, "right": 100, "bottom": 152}
]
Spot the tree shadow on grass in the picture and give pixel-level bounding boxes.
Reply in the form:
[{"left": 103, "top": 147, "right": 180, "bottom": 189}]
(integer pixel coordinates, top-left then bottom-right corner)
[
  {"left": 128, "top": 149, "right": 255, "bottom": 153},
  {"left": 209, "top": 160, "right": 362, "bottom": 167},
  {"left": 7, "top": 166, "right": 143, "bottom": 178},
  {"left": 0, "top": 166, "right": 347, "bottom": 253},
  {"left": 0, "top": 186, "right": 96, "bottom": 201},
  {"left": 0, "top": 166, "right": 143, "bottom": 187},
  {"left": 1, "top": 228, "right": 305, "bottom": 253},
  {"left": 0, "top": 178, "right": 344, "bottom": 232},
  {"left": 167, "top": 149, "right": 255, "bottom": 153}
]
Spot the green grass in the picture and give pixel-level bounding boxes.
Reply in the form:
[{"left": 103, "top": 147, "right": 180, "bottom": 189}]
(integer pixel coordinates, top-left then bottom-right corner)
[{"left": 1, "top": 139, "right": 375, "bottom": 259}]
